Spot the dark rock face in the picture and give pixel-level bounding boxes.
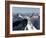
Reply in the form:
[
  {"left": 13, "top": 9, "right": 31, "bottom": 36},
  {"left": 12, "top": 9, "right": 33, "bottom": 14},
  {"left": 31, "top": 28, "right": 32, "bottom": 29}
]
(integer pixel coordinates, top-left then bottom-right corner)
[
  {"left": 13, "top": 18, "right": 28, "bottom": 30},
  {"left": 33, "top": 19, "right": 40, "bottom": 29},
  {"left": 31, "top": 17, "right": 40, "bottom": 30}
]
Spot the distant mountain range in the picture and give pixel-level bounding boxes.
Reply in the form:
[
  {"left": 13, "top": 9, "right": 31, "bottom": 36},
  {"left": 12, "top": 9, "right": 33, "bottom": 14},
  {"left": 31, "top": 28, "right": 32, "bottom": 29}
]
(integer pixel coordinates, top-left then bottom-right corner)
[{"left": 13, "top": 13, "right": 40, "bottom": 31}]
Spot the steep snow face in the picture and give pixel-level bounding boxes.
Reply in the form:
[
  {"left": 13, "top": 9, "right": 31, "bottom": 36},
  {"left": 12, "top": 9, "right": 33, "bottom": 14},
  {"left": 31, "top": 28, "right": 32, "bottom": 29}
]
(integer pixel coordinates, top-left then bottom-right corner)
[
  {"left": 24, "top": 16, "right": 37, "bottom": 30},
  {"left": 18, "top": 14, "right": 24, "bottom": 19},
  {"left": 17, "top": 14, "right": 37, "bottom": 30}
]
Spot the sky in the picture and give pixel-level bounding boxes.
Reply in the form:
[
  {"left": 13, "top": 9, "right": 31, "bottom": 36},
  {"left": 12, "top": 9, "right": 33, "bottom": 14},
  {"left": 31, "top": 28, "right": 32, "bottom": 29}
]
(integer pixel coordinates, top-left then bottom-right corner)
[{"left": 12, "top": 7, "right": 40, "bottom": 15}]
